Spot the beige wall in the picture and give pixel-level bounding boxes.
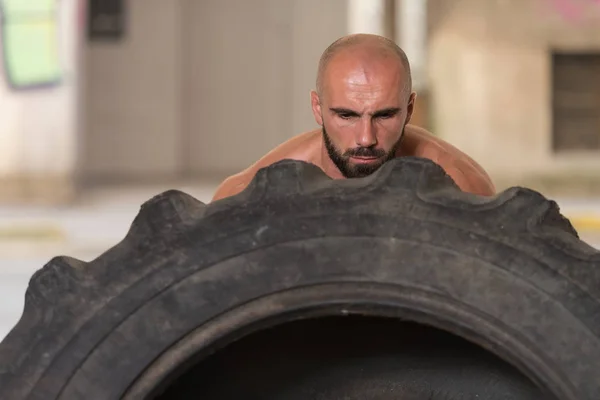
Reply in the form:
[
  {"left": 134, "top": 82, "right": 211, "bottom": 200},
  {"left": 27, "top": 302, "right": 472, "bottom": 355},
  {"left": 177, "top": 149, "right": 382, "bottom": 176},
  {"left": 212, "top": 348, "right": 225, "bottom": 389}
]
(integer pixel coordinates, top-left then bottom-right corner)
[
  {"left": 428, "top": 0, "right": 600, "bottom": 189},
  {"left": 83, "top": 0, "right": 184, "bottom": 180},
  {"left": 83, "top": 0, "right": 347, "bottom": 181},
  {"left": 0, "top": 0, "right": 81, "bottom": 202}
]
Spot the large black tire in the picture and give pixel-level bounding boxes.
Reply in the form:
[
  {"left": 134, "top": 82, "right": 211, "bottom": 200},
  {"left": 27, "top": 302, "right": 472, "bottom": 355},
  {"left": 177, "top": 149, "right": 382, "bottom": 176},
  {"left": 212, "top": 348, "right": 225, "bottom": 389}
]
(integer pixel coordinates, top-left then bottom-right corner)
[{"left": 0, "top": 157, "right": 599, "bottom": 400}]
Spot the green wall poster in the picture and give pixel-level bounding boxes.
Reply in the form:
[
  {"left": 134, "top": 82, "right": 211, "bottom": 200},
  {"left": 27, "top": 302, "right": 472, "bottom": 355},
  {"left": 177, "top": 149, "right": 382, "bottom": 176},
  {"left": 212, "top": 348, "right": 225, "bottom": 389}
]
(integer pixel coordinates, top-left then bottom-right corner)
[{"left": 0, "top": 0, "right": 62, "bottom": 89}]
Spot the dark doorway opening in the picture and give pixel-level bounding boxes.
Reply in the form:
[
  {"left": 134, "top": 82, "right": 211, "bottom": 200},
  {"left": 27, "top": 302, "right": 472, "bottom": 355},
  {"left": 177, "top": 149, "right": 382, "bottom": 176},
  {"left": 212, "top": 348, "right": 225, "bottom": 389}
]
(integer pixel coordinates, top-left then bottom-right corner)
[{"left": 552, "top": 52, "right": 600, "bottom": 152}]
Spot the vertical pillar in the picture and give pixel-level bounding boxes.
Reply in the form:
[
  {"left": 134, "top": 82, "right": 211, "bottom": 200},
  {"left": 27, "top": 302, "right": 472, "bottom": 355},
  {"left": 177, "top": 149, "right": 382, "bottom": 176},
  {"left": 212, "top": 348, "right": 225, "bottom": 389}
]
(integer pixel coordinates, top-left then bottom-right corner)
[
  {"left": 347, "top": 0, "right": 388, "bottom": 36},
  {"left": 395, "top": 0, "right": 430, "bottom": 128},
  {"left": 395, "top": 0, "right": 428, "bottom": 91}
]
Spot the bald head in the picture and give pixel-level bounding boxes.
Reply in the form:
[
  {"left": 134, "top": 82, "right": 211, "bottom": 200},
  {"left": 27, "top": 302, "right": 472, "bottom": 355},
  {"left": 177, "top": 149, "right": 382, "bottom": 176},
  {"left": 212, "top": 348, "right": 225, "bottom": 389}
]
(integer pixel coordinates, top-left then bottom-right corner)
[{"left": 316, "top": 34, "right": 412, "bottom": 98}]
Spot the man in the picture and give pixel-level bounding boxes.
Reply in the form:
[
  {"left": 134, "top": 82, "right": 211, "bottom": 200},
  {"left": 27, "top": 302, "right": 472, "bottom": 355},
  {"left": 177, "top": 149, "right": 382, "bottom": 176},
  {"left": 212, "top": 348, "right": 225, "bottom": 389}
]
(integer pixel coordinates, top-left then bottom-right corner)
[{"left": 212, "top": 34, "right": 495, "bottom": 202}]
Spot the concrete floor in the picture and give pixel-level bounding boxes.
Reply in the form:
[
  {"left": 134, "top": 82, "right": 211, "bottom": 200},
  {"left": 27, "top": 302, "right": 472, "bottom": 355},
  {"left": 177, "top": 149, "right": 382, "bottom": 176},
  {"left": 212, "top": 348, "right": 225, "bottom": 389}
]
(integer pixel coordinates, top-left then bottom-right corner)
[{"left": 1, "top": 184, "right": 599, "bottom": 341}]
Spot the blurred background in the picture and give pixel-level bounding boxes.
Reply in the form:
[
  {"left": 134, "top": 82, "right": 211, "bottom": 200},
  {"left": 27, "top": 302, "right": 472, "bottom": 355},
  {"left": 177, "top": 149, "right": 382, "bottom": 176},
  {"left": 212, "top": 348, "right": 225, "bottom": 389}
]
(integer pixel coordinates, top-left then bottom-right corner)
[{"left": 1, "top": 0, "right": 600, "bottom": 340}]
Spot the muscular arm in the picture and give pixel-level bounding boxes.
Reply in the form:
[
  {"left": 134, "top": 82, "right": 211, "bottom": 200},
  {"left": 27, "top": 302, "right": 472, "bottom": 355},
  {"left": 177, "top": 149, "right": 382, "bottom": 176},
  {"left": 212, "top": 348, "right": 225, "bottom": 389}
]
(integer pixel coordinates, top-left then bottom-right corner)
[
  {"left": 418, "top": 150, "right": 496, "bottom": 197},
  {"left": 404, "top": 126, "right": 496, "bottom": 197},
  {"left": 211, "top": 130, "right": 320, "bottom": 202},
  {"left": 444, "top": 161, "right": 496, "bottom": 196},
  {"left": 212, "top": 171, "right": 254, "bottom": 202}
]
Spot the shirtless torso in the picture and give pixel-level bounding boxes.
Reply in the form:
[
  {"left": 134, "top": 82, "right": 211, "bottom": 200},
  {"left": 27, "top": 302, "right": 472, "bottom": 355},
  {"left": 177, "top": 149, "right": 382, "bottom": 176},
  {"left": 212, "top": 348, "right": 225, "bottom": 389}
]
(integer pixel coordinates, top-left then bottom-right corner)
[{"left": 211, "top": 125, "right": 496, "bottom": 202}]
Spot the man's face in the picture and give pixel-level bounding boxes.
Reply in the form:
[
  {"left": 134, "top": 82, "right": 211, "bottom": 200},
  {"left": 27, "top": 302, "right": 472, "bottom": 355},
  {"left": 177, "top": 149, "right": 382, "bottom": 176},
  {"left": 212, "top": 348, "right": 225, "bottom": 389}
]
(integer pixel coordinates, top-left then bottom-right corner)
[
  {"left": 322, "top": 123, "right": 404, "bottom": 178},
  {"left": 312, "top": 52, "right": 415, "bottom": 178}
]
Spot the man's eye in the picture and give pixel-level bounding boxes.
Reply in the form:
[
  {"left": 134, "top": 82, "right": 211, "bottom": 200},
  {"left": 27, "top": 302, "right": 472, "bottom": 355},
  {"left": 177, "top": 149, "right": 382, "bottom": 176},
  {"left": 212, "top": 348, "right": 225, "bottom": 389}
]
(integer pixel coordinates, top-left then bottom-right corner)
[
  {"left": 377, "top": 113, "right": 395, "bottom": 119},
  {"left": 339, "top": 113, "right": 355, "bottom": 120}
]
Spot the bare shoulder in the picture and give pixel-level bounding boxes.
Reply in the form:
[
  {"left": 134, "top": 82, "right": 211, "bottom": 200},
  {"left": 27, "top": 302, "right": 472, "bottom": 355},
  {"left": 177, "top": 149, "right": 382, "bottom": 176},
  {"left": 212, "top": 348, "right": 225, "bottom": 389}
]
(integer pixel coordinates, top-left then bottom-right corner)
[
  {"left": 211, "top": 129, "right": 321, "bottom": 201},
  {"left": 403, "top": 125, "right": 496, "bottom": 196}
]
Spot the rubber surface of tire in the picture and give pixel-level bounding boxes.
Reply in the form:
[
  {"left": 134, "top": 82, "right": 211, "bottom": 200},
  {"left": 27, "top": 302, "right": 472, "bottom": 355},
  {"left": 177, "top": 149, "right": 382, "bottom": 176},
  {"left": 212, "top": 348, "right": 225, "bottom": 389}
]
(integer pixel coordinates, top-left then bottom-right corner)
[{"left": 0, "top": 157, "right": 599, "bottom": 400}]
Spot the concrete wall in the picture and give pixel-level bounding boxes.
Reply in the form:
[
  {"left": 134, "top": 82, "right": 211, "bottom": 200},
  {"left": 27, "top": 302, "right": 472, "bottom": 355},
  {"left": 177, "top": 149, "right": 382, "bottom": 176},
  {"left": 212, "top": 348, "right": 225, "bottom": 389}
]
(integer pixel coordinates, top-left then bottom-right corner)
[
  {"left": 428, "top": 0, "right": 600, "bottom": 189},
  {"left": 83, "top": 0, "right": 348, "bottom": 181},
  {"left": 83, "top": 0, "right": 184, "bottom": 180},
  {"left": 0, "top": 0, "right": 82, "bottom": 202}
]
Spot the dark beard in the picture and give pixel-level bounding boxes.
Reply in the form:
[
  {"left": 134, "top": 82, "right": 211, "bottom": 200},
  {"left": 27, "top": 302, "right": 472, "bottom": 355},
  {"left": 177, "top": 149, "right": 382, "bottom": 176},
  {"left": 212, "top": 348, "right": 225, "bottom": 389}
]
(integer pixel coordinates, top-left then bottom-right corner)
[{"left": 322, "top": 124, "right": 404, "bottom": 178}]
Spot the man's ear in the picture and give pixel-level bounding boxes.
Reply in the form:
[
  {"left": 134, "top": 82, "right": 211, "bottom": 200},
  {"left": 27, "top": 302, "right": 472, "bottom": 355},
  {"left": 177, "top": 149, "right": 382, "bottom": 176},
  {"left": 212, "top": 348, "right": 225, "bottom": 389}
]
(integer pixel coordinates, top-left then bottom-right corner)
[
  {"left": 405, "top": 92, "right": 417, "bottom": 124},
  {"left": 310, "top": 90, "right": 323, "bottom": 125}
]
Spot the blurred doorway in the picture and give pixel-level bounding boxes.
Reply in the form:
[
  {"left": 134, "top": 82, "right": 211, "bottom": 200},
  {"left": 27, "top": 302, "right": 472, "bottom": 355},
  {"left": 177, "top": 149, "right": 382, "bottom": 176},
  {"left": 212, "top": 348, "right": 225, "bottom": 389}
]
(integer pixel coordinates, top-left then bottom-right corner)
[{"left": 552, "top": 52, "right": 600, "bottom": 152}]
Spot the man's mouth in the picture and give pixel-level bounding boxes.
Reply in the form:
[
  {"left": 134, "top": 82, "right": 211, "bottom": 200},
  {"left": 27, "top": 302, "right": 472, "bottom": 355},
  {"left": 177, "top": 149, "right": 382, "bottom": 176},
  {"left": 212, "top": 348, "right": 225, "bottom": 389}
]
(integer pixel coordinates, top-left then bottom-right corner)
[{"left": 350, "top": 156, "right": 380, "bottom": 164}]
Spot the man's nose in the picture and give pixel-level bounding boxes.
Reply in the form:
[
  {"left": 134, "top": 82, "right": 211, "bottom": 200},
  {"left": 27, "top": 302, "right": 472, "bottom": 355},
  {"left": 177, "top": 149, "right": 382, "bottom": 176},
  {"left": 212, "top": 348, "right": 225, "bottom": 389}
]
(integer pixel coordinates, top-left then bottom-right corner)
[{"left": 355, "top": 119, "right": 378, "bottom": 147}]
